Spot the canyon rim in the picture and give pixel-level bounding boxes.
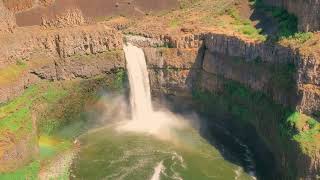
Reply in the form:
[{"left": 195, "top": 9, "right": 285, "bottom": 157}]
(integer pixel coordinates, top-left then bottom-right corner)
[{"left": 0, "top": 0, "right": 320, "bottom": 179}]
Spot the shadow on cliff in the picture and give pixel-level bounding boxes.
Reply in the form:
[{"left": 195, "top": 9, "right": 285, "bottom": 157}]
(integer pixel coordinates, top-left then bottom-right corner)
[
  {"left": 178, "top": 37, "right": 310, "bottom": 179},
  {"left": 248, "top": 0, "right": 299, "bottom": 41},
  {"left": 154, "top": 44, "right": 278, "bottom": 179}
]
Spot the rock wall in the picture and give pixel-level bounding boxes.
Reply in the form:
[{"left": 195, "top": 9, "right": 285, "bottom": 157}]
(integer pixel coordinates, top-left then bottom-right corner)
[
  {"left": 144, "top": 47, "right": 202, "bottom": 96},
  {"left": 139, "top": 32, "right": 320, "bottom": 179},
  {"left": 41, "top": 8, "right": 86, "bottom": 28},
  {"left": 0, "top": 1, "right": 16, "bottom": 32},
  {"left": 2, "top": 0, "right": 34, "bottom": 12},
  {"left": 0, "top": 23, "right": 125, "bottom": 172},
  {"left": 208, "top": 33, "right": 319, "bottom": 117},
  {"left": 138, "top": 32, "right": 320, "bottom": 118},
  {"left": 0, "top": 24, "right": 124, "bottom": 103},
  {"left": 263, "top": 0, "right": 320, "bottom": 32}
]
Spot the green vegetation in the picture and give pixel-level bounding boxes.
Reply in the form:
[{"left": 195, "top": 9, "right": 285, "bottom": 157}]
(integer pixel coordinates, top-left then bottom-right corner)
[
  {"left": 284, "top": 113, "right": 320, "bottom": 154},
  {"left": 179, "top": 0, "right": 201, "bottom": 9},
  {"left": 193, "top": 80, "right": 289, "bottom": 126},
  {"left": 250, "top": 0, "right": 297, "bottom": 38},
  {"left": 169, "top": 18, "right": 182, "bottom": 28},
  {"left": 0, "top": 74, "right": 127, "bottom": 137},
  {"left": 113, "top": 69, "right": 127, "bottom": 90},
  {"left": 0, "top": 85, "right": 39, "bottom": 138},
  {"left": 0, "top": 60, "right": 28, "bottom": 85},
  {"left": 250, "top": 0, "right": 312, "bottom": 42},
  {"left": 192, "top": 78, "right": 320, "bottom": 155},
  {"left": 285, "top": 32, "right": 313, "bottom": 44},
  {"left": 0, "top": 73, "right": 127, "bottom": 177},
  {"left": 226, "top": 7, "right": 266, "bottom": 41},
  {"left": 0, "top": 161, "right": 40, "bottom": 180},
  {"left": 38, "top": 77, "right": 114, "bottom": 136}
]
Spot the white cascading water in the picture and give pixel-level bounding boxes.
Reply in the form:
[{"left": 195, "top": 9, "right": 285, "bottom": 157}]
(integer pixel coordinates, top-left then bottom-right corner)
[
  {"left": 120, "top": 43, "right": 187, "bottom": 138},
  {"left": 123, "top": 43, "right": 153, "bottom": 121},
  {"left": 121, "top": 43, "right": 187, "bottom": 180}
]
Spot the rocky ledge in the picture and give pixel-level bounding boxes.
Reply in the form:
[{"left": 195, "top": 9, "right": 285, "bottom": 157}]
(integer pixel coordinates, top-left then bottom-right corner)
[{"left": 127, "top": 29, "right": 320, "bottom": 179}]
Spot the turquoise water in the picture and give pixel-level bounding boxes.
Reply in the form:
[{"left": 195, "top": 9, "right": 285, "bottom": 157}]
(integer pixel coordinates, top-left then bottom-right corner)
[{"left": 70, "top": 125, "right": 255, "bottom": 180}]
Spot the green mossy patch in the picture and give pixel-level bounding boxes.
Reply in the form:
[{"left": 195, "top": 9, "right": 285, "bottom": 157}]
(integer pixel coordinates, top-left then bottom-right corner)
[
  {"left": 0, "top": 161, "right": 40, "bottom": 180},
  {"left": 250, "top": 0, "right": 313, "bottom": 43},
  {"left": 0, "top": 71, "right": 127, "bottom": 177},
  {"left": 284, "top": 113, "right": 320, "bottom": 154},
  {"left": 226, "top": 7, "right": 266, "bottom": 41},
  {"left": 192, "top": 78, "right": 320, "bottom": 156},
  {"left": 0, "top": 60, "right": 28, "bottom": 86}
]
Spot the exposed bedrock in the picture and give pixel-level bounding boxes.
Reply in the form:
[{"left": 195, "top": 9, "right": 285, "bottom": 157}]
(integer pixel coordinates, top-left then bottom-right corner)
[
  {"left": 138, "top": 32, "right": 320, "bottom": 118},
  {"left": 136, "top": 32, "right": 320, "bottom": 179},
  {"left": 0, "top": 24, "right": 125, "bottom": 172},
  {"left": 2, "top": 0, "right": 34, "bottom": 12},
  {"left": 0, "top": 22, "right": 319, "bottom": 176},
  {"left": 0, "top": 24, "right": 125, "bottom": 103},
  {"left": 0, "top": 1, "right": 16, "bottom": 33},
  {"left": 263, "top": 0, "right": 320, "bottom": 32}
]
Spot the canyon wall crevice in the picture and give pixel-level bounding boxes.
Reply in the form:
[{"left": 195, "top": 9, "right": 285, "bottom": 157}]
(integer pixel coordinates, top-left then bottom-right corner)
[{"left": 263, "top": 0, "right": 320, "bottom": 32}]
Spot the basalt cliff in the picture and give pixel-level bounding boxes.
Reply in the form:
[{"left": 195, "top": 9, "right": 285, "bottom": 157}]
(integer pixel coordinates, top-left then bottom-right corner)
[{"left": 0, "top": 0, "right": 320, "bottom": 179}]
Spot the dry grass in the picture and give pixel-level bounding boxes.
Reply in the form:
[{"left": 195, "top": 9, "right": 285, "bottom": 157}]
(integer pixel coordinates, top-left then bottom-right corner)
[{"left": 119, "top": 0, "right": 265, "bottom": 41}]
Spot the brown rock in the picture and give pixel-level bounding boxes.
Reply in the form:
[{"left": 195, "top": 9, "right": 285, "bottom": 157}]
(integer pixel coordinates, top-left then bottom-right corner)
[
  {"left": 0, "top": 1, "right": 16, "bottom": 33},
  {"left": 0, "top": 24, "right": 124, "bottom": 103},
  {"left": 2, "top": 0, "right": 33, "bottom": 12},
  {"left": 41, "top": 8, "right": 86, "bottom": 28}
]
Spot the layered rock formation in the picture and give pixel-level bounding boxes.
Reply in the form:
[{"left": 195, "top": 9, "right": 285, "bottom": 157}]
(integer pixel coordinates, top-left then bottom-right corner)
[
  {"left": 2, "top": 0, "right": 34, "bottom": 12},
  {"left": 2, "top": 0, "right": 55, "bottom": 12},
  {"left": 263, "top": 0, "right": 320, "bottom": 32},
  {"left": 133, "top": 31, "right": 320, "bottom": 118},
  {"left": 0, "top": 1, "right": 16, "bottom": 32},
  {"left": 0, "top": 0, "right": 319, "bottom": 177},
  {"left": 41, "top": 8, "right": 86, "bottom": 28},
  {"left": 132, "top": 31, "right": 320, "bottom": 179},
  {"left": 0, "top": 24, "right": 124, "bottom": 103},
  {"left": 0, "top": 22, "right": 125, "bottom": 172}
]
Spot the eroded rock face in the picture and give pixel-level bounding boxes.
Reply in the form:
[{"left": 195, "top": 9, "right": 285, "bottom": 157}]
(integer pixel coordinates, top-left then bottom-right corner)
[
  {"left": 0, "top": 1, "right": 16, "bottom": 32},
  {"left": 143, "top": 47, "right": 202, "bottom": 96},
  {"left": 139, "top": 32, "right": 320, "bottom": 179},
  {"left": 0, "top": 24, "right": 124, "bottom": 103},
  {"left": 0, "top": 23, "right": 125, "bottom": 172},
  {"left": 141, "top": 32, "right": 320, "bottom": 119},
  {"left": 2, "top": 0, "right": 55, "bottom": 12},
  {"left": 41, "top": 8, "right": 86, "bottom": 28},
  {"left": 39, "top": 0, "right": 55, "bottom": 7},
  {"left": 264, "top": 0, "right": 320, "bottom": 32},
  {"left": 0, "top": 24, "right": 122, "bottom": 67},
  {"left": 2, "top": 0, "right": 34, "bottom": 12}
]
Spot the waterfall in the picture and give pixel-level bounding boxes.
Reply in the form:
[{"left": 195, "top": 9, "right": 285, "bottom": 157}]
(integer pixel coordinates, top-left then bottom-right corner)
[
  {"left": 120, "top": 43, "right": 186, "bottom": 138},
  {"left": 123, "top": 43, "right": 153, "bottom": 121}
]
